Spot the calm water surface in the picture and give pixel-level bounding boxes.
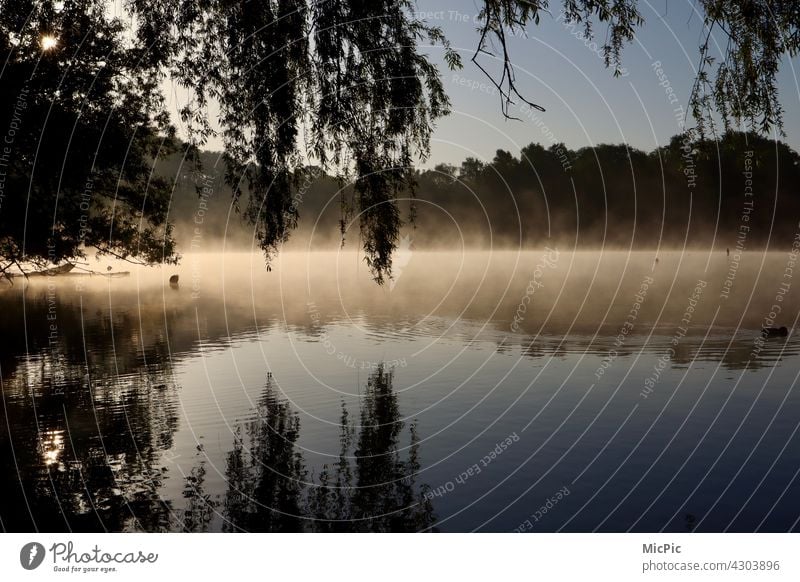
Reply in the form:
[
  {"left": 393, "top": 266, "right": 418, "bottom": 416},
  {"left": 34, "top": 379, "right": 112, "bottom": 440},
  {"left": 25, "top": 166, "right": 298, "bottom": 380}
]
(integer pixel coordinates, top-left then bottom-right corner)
[{"left": 2, "top": 251, "right": 800, "bottom": 532}]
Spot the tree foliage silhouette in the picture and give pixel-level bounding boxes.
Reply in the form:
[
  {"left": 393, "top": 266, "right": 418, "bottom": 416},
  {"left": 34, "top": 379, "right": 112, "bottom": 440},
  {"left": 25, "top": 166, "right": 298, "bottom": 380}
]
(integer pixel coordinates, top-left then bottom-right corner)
[
  {"left": 0, "top": 0, "right": 179, "bottom": 274},
  {"left": 2, "top": 1, "right": 800, "bottom": 280}
]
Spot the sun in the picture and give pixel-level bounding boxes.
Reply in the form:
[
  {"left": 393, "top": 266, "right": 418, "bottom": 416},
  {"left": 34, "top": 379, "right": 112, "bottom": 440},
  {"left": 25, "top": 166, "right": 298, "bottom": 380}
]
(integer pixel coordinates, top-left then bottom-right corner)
[{"left": 40, "top": 35, "right": 58, "bottom": 51}]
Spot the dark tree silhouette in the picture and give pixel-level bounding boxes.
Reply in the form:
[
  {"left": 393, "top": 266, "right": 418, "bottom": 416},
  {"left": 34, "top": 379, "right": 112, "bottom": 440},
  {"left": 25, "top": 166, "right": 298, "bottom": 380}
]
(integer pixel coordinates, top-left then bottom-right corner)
[
  {"left": 117, "top": 130, "right": 800, "bottom": 253},
  {"left": 0, "top": 0, "right": 179, "bottom": 275},
  {"left": 3, "top": 1, "right": 800, "bottom": 280}
]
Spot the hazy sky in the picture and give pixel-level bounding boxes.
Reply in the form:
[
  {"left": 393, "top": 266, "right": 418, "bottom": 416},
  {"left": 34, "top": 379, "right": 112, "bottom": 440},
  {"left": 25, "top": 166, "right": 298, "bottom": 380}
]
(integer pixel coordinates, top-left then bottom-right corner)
[
  {"left": 155, "top": 1, "right": 800, "bottom": 167},
  {"left": 419, "top": 0, "right": 800, "bottom": 167}
]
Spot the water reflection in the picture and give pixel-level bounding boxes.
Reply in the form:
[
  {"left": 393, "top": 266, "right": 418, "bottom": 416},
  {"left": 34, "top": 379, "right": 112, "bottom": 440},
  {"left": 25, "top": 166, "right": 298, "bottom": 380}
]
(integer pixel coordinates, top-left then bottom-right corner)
[
  {"left": 1, "top": 252, "right": 799, "bottom": 532},
  {"left": 178, "top": 461, "right": 216, "bottom": 533},
  {"left": 223, "top": 367, "right": 435, "bottom": 532},
  {"left": 0, "top": 281, "right": 435, "bottom": 531},
  {"left": 0, "top": 356, "right": 178, "bottom": 532},
  {"left": 0, "top": 285, "right": 179, "bottom": 531}
]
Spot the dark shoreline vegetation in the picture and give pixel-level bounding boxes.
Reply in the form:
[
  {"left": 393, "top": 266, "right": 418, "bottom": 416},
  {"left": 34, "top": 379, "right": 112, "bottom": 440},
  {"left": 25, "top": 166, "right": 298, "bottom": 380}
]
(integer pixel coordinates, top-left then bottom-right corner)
[
  {"left": 4, "top": 1, "right": 800, "bottom": 284},
  {"left": 166, "top": 130, "right": 800, "bottom": 252}
]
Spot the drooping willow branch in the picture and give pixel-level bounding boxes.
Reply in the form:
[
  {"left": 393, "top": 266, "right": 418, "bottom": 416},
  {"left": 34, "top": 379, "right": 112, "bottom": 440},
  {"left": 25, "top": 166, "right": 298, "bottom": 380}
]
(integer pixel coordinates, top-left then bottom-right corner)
[{"left": 473, "top": 0, "right": 642, "bottom": 119}]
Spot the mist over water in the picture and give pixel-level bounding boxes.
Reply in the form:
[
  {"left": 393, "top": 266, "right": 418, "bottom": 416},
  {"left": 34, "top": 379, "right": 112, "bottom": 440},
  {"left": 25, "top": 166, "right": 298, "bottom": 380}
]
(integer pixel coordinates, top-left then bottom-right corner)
[
  {"left": 133, "top": 249, "right": 800, "bottom": 334},
  {"left": 2, "top": 250, "right": 800, "bottom": 532}
]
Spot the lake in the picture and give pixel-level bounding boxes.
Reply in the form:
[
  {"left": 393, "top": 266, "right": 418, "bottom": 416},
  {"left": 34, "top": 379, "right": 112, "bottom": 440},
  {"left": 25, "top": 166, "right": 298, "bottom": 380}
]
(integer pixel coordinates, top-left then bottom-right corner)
[{"left": 2, "top": 250, "right": 800, "bottom": 532}]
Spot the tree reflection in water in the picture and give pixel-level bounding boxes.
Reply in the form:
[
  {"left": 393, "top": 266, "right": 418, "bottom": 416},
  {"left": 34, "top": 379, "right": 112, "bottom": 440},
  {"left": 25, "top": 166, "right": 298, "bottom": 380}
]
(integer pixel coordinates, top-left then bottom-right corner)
[
  {"left": 0, "top": 287, "right": 182, "bottom": 532},
  {"left": 223, "top": 365, "right": 435, "bottom": 532},
  {"left": 0, "top": 342, "right": 180, "bottom": 532}
]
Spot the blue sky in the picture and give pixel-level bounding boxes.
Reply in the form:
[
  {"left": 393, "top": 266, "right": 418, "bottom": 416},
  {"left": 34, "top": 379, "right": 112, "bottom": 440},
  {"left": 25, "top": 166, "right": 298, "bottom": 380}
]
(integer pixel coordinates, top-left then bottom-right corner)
[
  {"left": 156, "top": 1, "right": 800, "bottom": 166},
  {"left": 418, "top": 0, "right": 800, "bottom": 166}
]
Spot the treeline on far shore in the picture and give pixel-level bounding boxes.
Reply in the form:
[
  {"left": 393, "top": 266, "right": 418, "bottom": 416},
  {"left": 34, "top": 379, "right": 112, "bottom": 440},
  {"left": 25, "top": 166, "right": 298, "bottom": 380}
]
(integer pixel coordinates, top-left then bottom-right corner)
[{"left": 161, "top": 131, "right": 800, "bottom": 252}]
